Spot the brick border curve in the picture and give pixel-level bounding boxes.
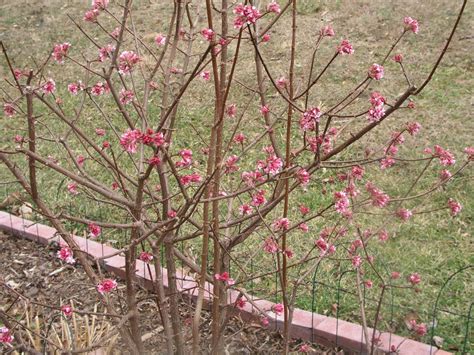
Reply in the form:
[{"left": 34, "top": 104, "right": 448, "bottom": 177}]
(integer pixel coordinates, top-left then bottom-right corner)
[{"left": 0, "top": 211, "right": 449, "bottom": 354}]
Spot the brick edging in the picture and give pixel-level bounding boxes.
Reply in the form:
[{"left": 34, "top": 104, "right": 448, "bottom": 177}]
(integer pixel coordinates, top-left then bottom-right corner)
[{"left": 0, "top": 211, "right": 449, "bottom": 354}]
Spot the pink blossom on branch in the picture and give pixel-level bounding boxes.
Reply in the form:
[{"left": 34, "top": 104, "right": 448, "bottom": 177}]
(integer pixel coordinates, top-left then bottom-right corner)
[
  {"left": 92, "top": 0, "right": 109, "bottom": 10},
  {"left": 393, "top": 53, "right": 403, "bottom": 63},
  {"left": 433, "top": 145, "right": 455, "bottom": 166},
  {"left": 337, "top": 39, "right": 354, "bottom": 55},
  {"left": 320, "top": 24, "right": 335, "bottom": 37},
  {"left": 68, "top": 81, "right": 84, "bottom": 95},
  {"left": 120, "top": 129, "right": 142, "bottom": 153},
  {"left": 267, "top": 1, "right": 281, "bottom": 14},
  {"left": 3, "top": 103, "right": 15, "bottom": 117},
  {"left": 0, "top": 327, "right": 14, "bottom": 344},
  {"left": 41, "top": 79, "right": 56, "bottom": 94},
  {"left": 119, "top": 89, "right": 134, "bottom": 105},
  {"left": 396, "top": 208, "right": 413, "bottom": 221},
  {"left": 52, "top": 42, "right": 71, "bottom": 64},
  {"left": 61, "top": 304, "right": 73, "bottom": 317},
  {"left": 200, "top": 28, "right": 215, "bottom": 41},
  {"left": 67, "top": 182, "right": 79, "bottom": 195},
  {"left": 272, "top": 217, "right": 290, "bottom": 231},
  {"left": 83, "top": 9, "right": 99, "bottom": 22},
  {"left": 368, "top": 63, "right": 384, "bottom": 80},
  {"left": 139, "top": 251, "right": 154, "bottom": 263},
  {"left": 57, "top": 246, "right": 75, "bottom": 264},
  {"left": 88, "top": 223, "right": 101, "bottom": 238},
  {"left": 118, "top": 51, "right": 140, "bottom": 75},
  {"left": 97, "top": 279, "right": 117, "bottom": 294},
  {"left": 98, "top": 44, "right": 115, "bottom": 62},
  {"left": 233, "top": 4, "right": 261, "bottom": 29},
  {"left": 447, "top": 198, "right": 462, "bottom": 216},
  {"left": 263, "top": 237, "right": 279, "bottom": 254},
  {"left": 404, "top": 16, "right": 419, "bottom": 34},
  {"left": 408, "top": 272, "right": 421, "bottom": 285}
]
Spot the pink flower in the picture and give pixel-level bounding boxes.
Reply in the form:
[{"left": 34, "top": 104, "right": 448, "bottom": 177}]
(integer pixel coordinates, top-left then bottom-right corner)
[
  {"left": 180, "top": 172, "right": 202, "bottom": 186},
  {"left": 139, "top": 251, "right": 154, "bottom": 263},
  {"left": 299, "top": 204, "right": 310, "bottom": 215},
  {"left": 299, "top": 344, "right": 311, "bottom": 353},
  {"left": 296, "top": 168, "right": 310, "bottom": 187},
  {"left": 262, "top": 33, "right": 271, "bottom": 42},
  {"left": 378, "top": 229, "right": 389, "bottom": 242},
  {"left": 299, "top": 107, "right": 321, "bottom": 131},
  {"left": 391, "top": 271, "right": 401, "bottom": 279},
  {"left": 42, "top": 79, "right": 56, "bottom": 94},
  {"left": 233, "top": 4, "right": 261, "bottom": 29},
  {"left": 14, "top": 135, "right": 24, "bottom": 143},
  {"left": 201, "top": 28, "right": 215, "bottom": 41},
  {"left": 91, "top": 82, "right": 107, "bottom": 96},
  {"left": 3, "top": 103, "right": 15, "bottom": 117},
  {"left": 407, "top": 101, "right": 416, "bottom": 109},
  {"left": 393, "top": 53, "right": 403, "bottom": 63},
  {"left": 337, "top": 39, "right": 354, "bottom": 55},
  {"left": 57, "top": 246, "right": 75, "bottom": 264},
  {"left": 334, "top": 191, "right": 350, "bottom": 216},
  {"left": 97, "top": 279, "right": 117, "bottom": 294},
  {"left": 235, "top": 298, "right": 247, "bottom": 309},
  {"left": 370, "top": 92, "right": 386, "bottom": 107},
  {"left": 380, "top": 156, "right": 396, "bottom": 170},
  {"left": 368, "top": 63, "right": 384, "bottom": 80},
  {"left": 260, "top": 105, "right": 270, "bottom": 115},
  {"left": 226, "top": 104, "right": 237, "bottom": 118},
  {"left": 0, "top": 327, "right": 14, "bottom": 344},
  {"left": 67, "top": 182, "right": 79, "bottom": 195},
  {"left": 155, "top": 33, "right": 167, "bottom": 46},
  {"left": 315, "top": 238, "right": 328, "bottom": 254},
  {"left": 214, "top": 272, "right": 234, "bottom": 285},
  {"left": 200, "top": 71, "right": 210, "bottom": 81},
  {"left": 52, "top": 42, "right": 71, "bottom": 64},
  {"left": 404, "top": 17, "right": 419, "bottom": 34},
  {"left": 263, "top": 237, "right": 279, "bottom": 254},
  {"left": 76, "top": 155, "right": 85, "bottom": 167},
  {"left": 251, "top": 189, "right": 266, "bottom": 207},
  {"left": 464, "top": 146, "right": 474, "bottom": 160},
  {"left": 176, "top": 148, "right": 193, "bottom": 167},
  {"left": 83, "top": 9, "right": 99, "bottom": 22},
  {"left": 351, "top": 165, "right": 364, "bottom": 180},
  {"left": 118, "top": 51, "right": 140, "bottom": 75},
  {"left": 92, "top": 0, "right": 109, "bottom": 10},
  {"left": 120, "top": 129, "right": 142, "bottom": 153},
  {"left": 260, "top": 154, "right": 283, "bottom": 176},
  {"left": 68, "top": 81, "right": 84, "bottom": 95},
  {"left": 61, "top": 304, "right": 73, "bottom": 317},
  {"left": 408, "top": 272, "right": 421, "bottom": 285},
  {"left": 434, "top": 145, "right": 455, "bottom": 166},
  {"left": 320, "top": 25, "right": 335, "bottom": 37},
  {"left": 352, "top": 255, "right": 362, "bottom": 268},
  {"left": 111, "top": 27, "right": 120, "bottom": 38},
  {"left": 413, "top": 322, "right": 427, "bottom": 336},
  {"left": 224, "top": 155, "right": 239, "bottom": 174},
  {"left": 98, "top": 44, "right": 115, "bottom": 62},
  {"left": 148, "top": 155, "right": 161, "bottom": 167},
  {"left": 299, "top": 223, "right": 309, "bottom": 232},
  {"left": 407, "top": 122, "right": 421, "bottom": 136},
  {"left": 276, "top": 77, "right": 288, "bottom": 88},
  {"left": 233, "top": 133, "right": 246, "bottom": 144},
  {"left": 239, "top": 204, "right": 253, "bottom": 215},
  {"left": 119, "top": 89, "right": 134, "bottom": 105},
  {"left": 111, "top": 181, "right": 119, "bottom": 190},
  {"left": 88, "top": 223, "right": 101, "bottom": 238},
  {"left": 439, "top": 169, "right": 452, "bottom": 181},
  {"left": 261, "top": 317, "right": 269, "bottom": 326},
  {"left": 368, "top": 105, "right": 385, "bottom": 122},
  {"left": 447, "top": 198, "right": 462, "bottom": 216},
  {"left": 95, "top": 128, "right": 106, "bottom": 136},
  {"left": 102, "top": 141, "right": 110, "bottom": 149},
  {"left": 364, "top": 280, "right": 373, "bottom": 289},
  {"left": 272, "top": 303, "right": 284, "bottom": 315},
  {"left": 141, "top": 129, "right": 165, "bottom": 147},
  {"left": 366, "top": 182, "right": 390, "bottom": 208},
  {"left": 272, "top": 217, "right": 290, "bottom": 231},
  {"left": 267, "top": 1, "right": 281, "bottom": 14},
  {"left": 396, "top": 208, "right": 412, "bottom": 221}
]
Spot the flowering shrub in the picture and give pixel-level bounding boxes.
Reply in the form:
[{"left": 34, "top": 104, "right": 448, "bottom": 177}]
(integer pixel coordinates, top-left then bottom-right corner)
[{"left": 0, "top": 0, "right": 470, "bottom": 353}]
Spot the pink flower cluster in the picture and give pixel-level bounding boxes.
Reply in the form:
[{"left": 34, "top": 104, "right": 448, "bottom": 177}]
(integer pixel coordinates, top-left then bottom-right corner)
[
  {"left": 299, "top": 107, "right": 321, "bottom": 131},
  {"left": 396, "top": 208, "right": 413, "bottom": 221},
  {"left": 3, "top": 103, "right": 15, "bottom": 117},
  {"left": 409, "top": 320, "right": 427, "bottom": 336},
  {"left": 224, "top": 155, "right": 239, "bottom": 174},
  {"left": 257, "top": 148, "right": 283, "bottom": 176},
  {"left": 98, "top": 44, "right": 115, "bottom": 62},
  {"left": 52, "top": 42, "right": 71, "bottom": 64},
  {"left": 176, "top": 149, "right": 193, "bottom": 168},
  {"left": 91, "top": 82, "right": 110, "bottom": 96},
  {"left": 296, "top": 168, "right": 310, "bottom": 187},
  {"left": 61, "top": 304, "right": 73, "bottom": 317},
  {"left": 337, "top": 39, "right": 354, "bottom": 55},
  {"left": 119, "top": 128, "right": 165, "bottom": 153},
  {"left": 118, "top": 51, "right": 141, "bottom": 75},
  {"left": 214, "top": 272, "right": 234, "bottom": 286},
  {"left": 263, "top": 237, "right": 279, "bottom": 254},
  {"left": 365, "top": 182, "right": 390, "bottom": 208},
  {"left": 155, "top": 33, "right": 167, "bottom": 46},
  {"left": 368, "top": 63, "right": 384, "bottom": 80},
  {"left": 88, "top": 223, "right": 101, "bottom": 238},
  {"left": 367, "top": 91, "right": 386, "bottom": 122},
  {"left": 97, "top": 279, "right": 117, "bottom": 294},
  {"left": 233, "top": 4, "right": 261, "bottom": 29},
  {"left": 57, "top": 246, "right": 75, "bottom": 264},
  {"left": 139, "top": 251, "right": 154, "bottom": 263},
  {"left": 0, "top": 327, "right": 13, "bottom": 344},
  {"left": 119, "top": 89, "right": 134, "bottom": 105},
  {"left": 84, "top": 0, "right": 108, "bottom": 22},
  {"left": 433, "top": 145, "right": 455, "bottom": 166},
  {"left": 272, "top": 217, "right": 290, "bottom": 231},
  {"left": 404, "top": 16, "right": 419, "bottom": 34},
  {"left": 407, "top": 121, "right": 421, "bottom": 136},
  {"left": 180, "top": 172, "right": 202, "bottom": 186},
  {"left": 320, "top": 24, "right": 335, "bottom": 37},
  {"left": 42, "top": 79, "right": 56, "bottom": 95},
  {"left": 447, "top": 198, "right": 462, "bottom": 216},
  {"left": 334, "top": 191, "right": 351, "bottom": 217},
  {"left": 267, "top": 1, "right": 281, "bottom": 14},
  {"left": 68, "top": 81, "right": 84, "bottom": 95}
]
